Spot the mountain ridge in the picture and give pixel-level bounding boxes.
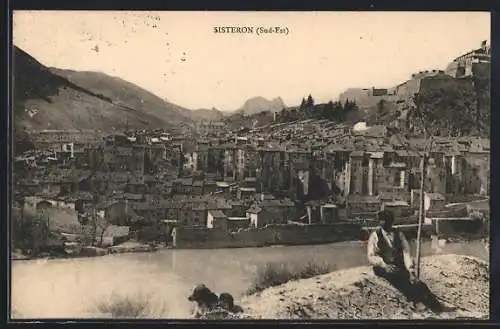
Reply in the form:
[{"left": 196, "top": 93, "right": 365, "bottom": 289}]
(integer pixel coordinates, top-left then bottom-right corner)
[{"left": 13, "top": 45, "right": 194, "bottom": 135}]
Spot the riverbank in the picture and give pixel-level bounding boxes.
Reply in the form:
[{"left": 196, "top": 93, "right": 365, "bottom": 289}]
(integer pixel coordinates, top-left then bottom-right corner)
[
  {"left": 240, "top": 254, "right": 489, "bottom": 320},
  {"left": 11, "top": 241, "right": 160, "bottom": 261}
]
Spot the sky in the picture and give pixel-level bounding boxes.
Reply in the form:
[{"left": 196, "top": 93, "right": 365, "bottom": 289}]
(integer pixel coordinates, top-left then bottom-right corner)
[{"left": 13, "top": 11, "right": 490, "bottom": 111}]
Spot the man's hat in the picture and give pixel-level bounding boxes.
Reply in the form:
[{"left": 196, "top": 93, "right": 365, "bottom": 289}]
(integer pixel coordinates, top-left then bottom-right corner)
[{"left": 377, "top": 209, "right": 394, "bottom": 222}]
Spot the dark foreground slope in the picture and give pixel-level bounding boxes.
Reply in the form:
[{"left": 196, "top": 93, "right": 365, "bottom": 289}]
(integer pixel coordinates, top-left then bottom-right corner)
[{"left": 241, "top": 254, "right": 489, "bottom": 320}]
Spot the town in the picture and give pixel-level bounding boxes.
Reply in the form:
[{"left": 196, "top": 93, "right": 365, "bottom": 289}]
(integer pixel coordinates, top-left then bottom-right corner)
[
  {"left": 12, "top": 41, "right": 490, "bottom": 255},
  {"left": 10, "top": 11, "right": 491, "bottom": 321},
  {"left": 12, "top": 44, "right": 490, "bottom": 256}
]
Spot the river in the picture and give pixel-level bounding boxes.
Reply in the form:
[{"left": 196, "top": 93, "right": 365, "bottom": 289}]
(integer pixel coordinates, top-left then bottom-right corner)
[{"left": 11, "top": 240, "right": 488, "bottom": 319}]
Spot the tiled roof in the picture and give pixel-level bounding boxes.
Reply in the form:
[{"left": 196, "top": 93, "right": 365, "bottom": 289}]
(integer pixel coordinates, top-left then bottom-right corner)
[
  {"left": 209, "top": 210, "right": 227, "bottom": 218},
  {"left": 70, "top": 191, "right": 94, "bottom": 200},
  {"left": 247, "top": 205, "right": 262, "bottom": 214},
  {"left": 425, "top": 192, "right": 445, "bottom": 200},
  {"left": 348, "top": 195, "right": 381, "bottom": 203},
  {"left": 350, "top": 150, "right": 365, "bottom": 157},
  {"left": 260, "top": 199, "right": 295, "bottom": 208},
  {"left": 369, "top": 151, "right": 385, "bottom": 159},
  {"left": 396, "top": 150, "right": 420, "bottom": 157}
]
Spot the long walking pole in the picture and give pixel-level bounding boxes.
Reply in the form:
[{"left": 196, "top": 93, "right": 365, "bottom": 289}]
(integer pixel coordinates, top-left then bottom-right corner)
[
  {"left": 415, "top": 153, "right": 427, "bottom": 279},
  {"left": 415, "top": 126, "right": 434, "bottom": 279}
]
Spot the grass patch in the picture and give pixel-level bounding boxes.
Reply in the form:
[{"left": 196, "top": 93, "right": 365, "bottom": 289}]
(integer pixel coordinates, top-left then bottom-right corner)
[
  {"left": 247, "top": 260, "right": 336, "bottom": 295},
  {"left": 96, "top": 292, "right": 158, "bottom": 318}
]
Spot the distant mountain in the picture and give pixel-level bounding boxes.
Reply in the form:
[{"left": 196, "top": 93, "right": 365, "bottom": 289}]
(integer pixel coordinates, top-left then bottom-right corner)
[
  {"left": 235, "top": 96, "right": 286, "bottom": 115},
  {"left": 13, "top": 46, "right": 193, "bottom": 137},
  {"left": 187, "top": 108, "right": 225, "bottom": 121}
]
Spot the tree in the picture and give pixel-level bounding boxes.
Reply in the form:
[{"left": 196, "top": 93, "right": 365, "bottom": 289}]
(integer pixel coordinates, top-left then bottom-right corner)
[
  {"left": 472, "top": 64, "right": 491, "bottom": 137},
  {"left": 306, "top": 94, "right": 314, "bottom": 107},
  {"left": 297, "top": 94, "right": 315, "bottom": 119},
  {"left": 332, "top": 101, "right": 344, "bottom": 122},
  {"left": 408, "top": 80, "right": 477, "bottom": 137},
  {"left": 399, "top": 72, "right": 491, "bottom": 138},
  {"left": 12, "top": 212, "right": 47, "bottom": 255},
  {"left": 279, "top": 107, "right": 288, "bottom": 122},
  {"left": 367, "top": 99, "right": 398, "bottom": 126},
  {"left": 376, "top": 99, "right": 389, "bottom": 122},
  {"left": 80, "top": 212, "right": 111, "bottom": 247},
  {"left": 324, "top": 101, "right": 334, "bottom": 120},
  {"left": 12, "top": 211, "right": 66, "bottom": 256},
  {"left": 341, "top": 99, "right": 361, "bottom": 123},
  {"left": 300, "top": 98, "right": 307, "bottom": 109},
  {"left": 344, "top": 99, "right": 359, "bottom": 113},
  {"left": 96, "top": 216, "right": 111, "bottom": 247},
  {"left": 14, "top": 129, "right": 35, "bottom": 156}
]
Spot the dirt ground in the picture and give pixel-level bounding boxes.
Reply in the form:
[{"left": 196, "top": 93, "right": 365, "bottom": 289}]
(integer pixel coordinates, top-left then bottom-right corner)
[{"left": 239, "top": 254, "right": 489, "bottom": 320}]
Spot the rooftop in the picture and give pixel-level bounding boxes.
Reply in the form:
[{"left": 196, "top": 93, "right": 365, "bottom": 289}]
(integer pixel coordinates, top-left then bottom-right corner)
[{"left": 209, "top": 210, "right": 228, "bottom": 219}]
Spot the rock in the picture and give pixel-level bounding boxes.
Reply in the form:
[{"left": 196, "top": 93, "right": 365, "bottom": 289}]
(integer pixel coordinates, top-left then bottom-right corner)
[
  {"left": 64, "top": 242, "right": 81, "bottom": 248},
  {"left": 108, "top": 241, "right": 156, "bottom": 254},
  {"left": 11, "top": 250, "right": 30, "bottom": 260},
  {"left": 78, "top": 246, "right": 108, "bottom": 257},
  {"left": 197, "top": 308, "right": 254, "bottom": 320}
]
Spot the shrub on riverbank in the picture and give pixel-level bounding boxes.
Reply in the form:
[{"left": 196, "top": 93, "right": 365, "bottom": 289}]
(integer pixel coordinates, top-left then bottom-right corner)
[
  {"left": 96, "top": 293, "right": 154, "bottom": 318},
  {"left": 247, "top": 261, "right": 336, "bottom": 295},
  {"left": 12, "top": 211, "right": 66, "bottom": 257}
]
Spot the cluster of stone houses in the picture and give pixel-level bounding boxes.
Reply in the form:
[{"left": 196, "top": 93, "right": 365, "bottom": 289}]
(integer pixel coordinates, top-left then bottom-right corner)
[{"left": 16, "top": 120, "right": 490, "bottom": 243}]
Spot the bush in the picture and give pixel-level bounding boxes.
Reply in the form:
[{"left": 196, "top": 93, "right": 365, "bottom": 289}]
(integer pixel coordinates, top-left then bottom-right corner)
[
  {"left": 12, "top": 211, "right": 51, "bottom": 255},
  {"left": 96, "top": 293, "right": 155, "bottom": 318},
  {"left": 247, "top": 260, "right": 336, "bottom": 295}
]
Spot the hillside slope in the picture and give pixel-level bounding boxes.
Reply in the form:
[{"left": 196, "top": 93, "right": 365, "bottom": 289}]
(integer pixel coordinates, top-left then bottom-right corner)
[
  {"left": 13, "top": 46, "right": 192, "bottom": 134},
  {"left": 241, "top": 254, "right": 488, "bottom": 320}
]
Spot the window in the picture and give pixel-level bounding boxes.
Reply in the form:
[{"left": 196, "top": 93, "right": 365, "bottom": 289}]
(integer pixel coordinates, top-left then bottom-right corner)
[
  {"left": 334, "top": 156, "right": 344, "bottom": 170},
  {"left": 383, "top": 153, "right": 391, "bottom": 167},
  {"left": 362, "top": 155, "right": 369, "bottom": 167},
  {"left": 394, "top": 170, "right": 401, "bottom": 186}
]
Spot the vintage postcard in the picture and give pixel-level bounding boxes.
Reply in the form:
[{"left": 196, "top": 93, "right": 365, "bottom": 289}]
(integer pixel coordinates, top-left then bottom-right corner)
[{"left": 11, "top": 11, "right": 490, "bottom": 320}]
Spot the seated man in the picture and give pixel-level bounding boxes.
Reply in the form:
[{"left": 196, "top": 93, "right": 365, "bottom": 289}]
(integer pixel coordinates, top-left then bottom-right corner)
[{"left": 367, "top": 210, "right": 444, "bottom": 313}]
